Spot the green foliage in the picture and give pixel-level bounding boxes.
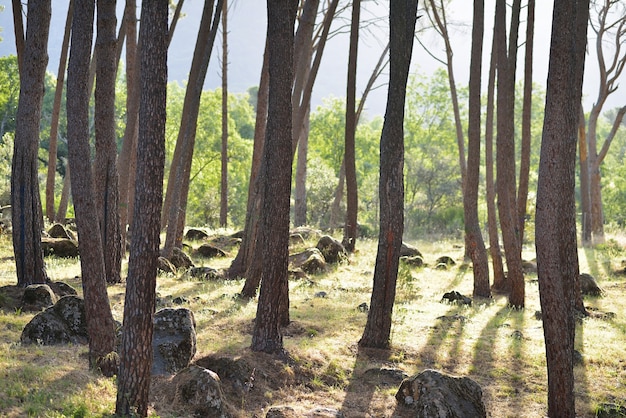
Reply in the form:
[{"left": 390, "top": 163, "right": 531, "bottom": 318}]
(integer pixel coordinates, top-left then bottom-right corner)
[
  {"left": 0, "top": 132, "right": 13, "bottom": 206},
  {"left": 302, "top": 156, "right": 337, "bottom": 226},
  {"left": 0, "top": 55, "right": 20, "bottom": 138}
]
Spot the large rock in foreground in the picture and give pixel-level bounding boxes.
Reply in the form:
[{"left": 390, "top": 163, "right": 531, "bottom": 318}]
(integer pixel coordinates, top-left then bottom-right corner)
[
  {"left": 170, "top": 365, "right": 234, "bottom": 418},
  {"left": 152, "top": 308, "right": 197, "bottom": 375},
  {"left": 21, "top": 295, "right": 88, "bottom": 345},
  {"left": 396, "top": 369, "right": 486, "bottom": 418}
]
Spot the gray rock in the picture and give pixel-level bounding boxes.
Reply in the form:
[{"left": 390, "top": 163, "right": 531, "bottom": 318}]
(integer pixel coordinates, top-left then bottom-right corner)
[
  {"left": 185, "top": 228, "right": 210, "bottom": 241},
  {"left": 48, "top": 223, "right": 75, "bottom": 240},
  {"left": 157, "top": 256, "right": 177, "bottom": 274},
  {"left": 579, "top": 273, "right": 603, "bottom": 296},
  {"left": 316, "top": 235, "right": 347, "bottom": 264},
  {"left": 196, "top": 243, "right": 227, "bottom": 258},
  {"left": 289, "top": 248, "right": 326, "bottom": 273},
  {"left": 401, "top": 242, "right": 423, "bottom": 258},
  {"left": 171, "top": 365, "right": 233, "bottom": 418},
  {"left": 152, "top": 308, "right": 197, "bottom": 375},
  {"left": 22, "top": 284, "right": 58, "bottom": 311},
  {"left": 21, "top": 295, "right": 88, "bottom": 345},
  {"left": 41, "top": 237, "right": 79, "bottom": 258},
  {"left": 169, "top": 247, "right": 194, "bottom": 270},
  {"left": 396, "top": 369, "right": 486, "bottom": 417}
]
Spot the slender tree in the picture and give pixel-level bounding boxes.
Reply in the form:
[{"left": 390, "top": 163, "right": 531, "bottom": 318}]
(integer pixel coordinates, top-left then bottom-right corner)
[
  {"left": 116, "top": 0, "right": 168, "bottom": 415},
  {"left": 535, "top": 0, "right": 589, "bottom": 415},
  {"left": 251, "top": 0, "right": 297, "bottom": 354},
  {"left": 220, "top": 0, "right": 228, "bottom": 227},
  {"left": 465, "top": 0, "right": 490, "bottom": 298},
  {"left": 359, "top": 0, "right": 418, "bottom": 349},
  {"left": 94, "top": 0, "right": 122, "bottom": 284},
  {"left": 67, "top": 0, "right": 117, "bottom": 371},
  {"left": 343, "top": 0, "right": 360, "bottom": 253},
  {"left": 11, "top": 0, "right": 50, "bottom": 287},
  {"left": 45, "top": 0, "right": 73, "bottom": 223},
  {"left": 11, "top": 0, "right": 25, "bottom": 73}
]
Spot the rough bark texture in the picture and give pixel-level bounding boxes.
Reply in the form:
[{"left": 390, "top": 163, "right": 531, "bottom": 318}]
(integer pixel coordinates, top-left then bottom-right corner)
[
  {"left": 118, "top": 0, "right": 139, "bottom": 251},
  {"left": 11, "top": 0, "right": 50, "bottom": 287},
  {"left": 162, "top": 0, "right": 222, "bottom": 257},
  {"left": 359, "top": 0, "right": 417, "bottom": 349},
  {"left": 495, "top": 0, "right": 524, "bottom": 308},
  {"left": 485, "top": 7, "right": 506, "bottom": 290},
  {"left": 115, "top": 1, "right": 167, "bottom": 416},
  {"left": 250, "top": 0, "right": 297, "bottom": 354},
  {"left": 465, "top": 0, "right": 490, "bottom": 298},
  {"left": 11, "top": 0, "right": 25, "bottom": 72},
  {"left": 579, "top": 108, "right": 592, "bottom": 244},
  {"left": 67, "top": 0, "right": 116, "bottom": 368},
  {"left": 220, "top": 0, "right": 228, "bottom": 228},
  {"left": 95, "top": 0, "right": 122, "bottom": 284},
  {"left": 535, "top": 1, "right": 589, "bottom": 416},
  {"left": 45, "top": 0, "right": 73, "bottom": 223},
  {"left": 343, "top": 0, "right": 360, "bottom": 253},
  {"left": 517, "top": 0, "right": 535, "bottom": 245}
]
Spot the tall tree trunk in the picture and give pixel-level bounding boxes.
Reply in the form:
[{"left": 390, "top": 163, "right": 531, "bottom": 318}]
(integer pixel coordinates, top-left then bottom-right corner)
[
  {"left": 578, "top": 107, "right": 592, "bottom": 245},
  {"left": 486, "top": 7, "right": 505, "bottom": 290},
  {"left": 220, "top": 0, "right": 228, "bottom": 228},
  {"left": 11, "top": 0, "right": 25, "bottom": 73},
  {"left": 229, "top": 42, "right": 269, "bottom": 282},
  {"left": 343, "top": 0, "right": 360, "bottom": 253},
  {"left": 495, "top": 0, "right": 524, "bottom": 308},
  {"left": 329, "top": 159, "right": 345, "bottom": 228},
  {"left": 359, "top": 0, "right": 417, "bottom": 350},
  {"left": 294, "top": 104, "right": 310, "bottom": 227},
  {"left": 45, "top": 0, "right": 73, "bottom": 223},
  {"left": 251, "top": 0, "right": 297, "bottom": 354},
  {"left": 56, "top": 158, "right": 71, "bottom": 223},
  {"left": 517, "top": 0, "right": 535, "bottom": 246},
  {"left": 465, "top": 0, "right": 490, "bottom": 298},
  {"left": 168, "top": 0, "right": 185, "bottom": 46},
  {"left": 11, "top": 0, "right": 50, "bottom": 287},
  {"left": 67, "top": 0, "right": 116, "bottom": 371},
  {"left": 116, "top": 1, "right": 167, "bottom": 415},
  {"left": 95, "top": 0, "right": 122, "bottom": 284},
  {"left": 162, "top": 0, "right": 223, "bottom": 258},
  {"left": 535, "top": 1, "right": 589, "bottom": 415},
  {"left": 118, "top": 0, "right": 139, "bottom": 251}
]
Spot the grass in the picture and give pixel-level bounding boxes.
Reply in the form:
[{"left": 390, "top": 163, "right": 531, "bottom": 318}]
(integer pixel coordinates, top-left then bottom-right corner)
[{"left": 0, "top": 230, "right": 625, "bottom": 417}]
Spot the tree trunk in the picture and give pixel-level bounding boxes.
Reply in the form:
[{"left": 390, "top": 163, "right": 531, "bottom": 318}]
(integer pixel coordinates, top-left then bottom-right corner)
[
  {"left": 118, "top": 0, "right": 139, "bottom": 251},
  {"left": 329, "top": 159, "right": 345, "bottom": 228},
  {"left": 495, "top": 0, "right": 524, "bottom": 308},
  {"left": 116, "top": 2, "right": 167, "bottom": 415},
  {"left": 535, "top": 1, "right": 588, "bottom": 415},
  {"left": 251, "top": 0, "right": 296, "bottom": 354},
  {"left": 485, "top": 7, "right": 505, "bottom": 290},
  {"left": 229, "top": 42, "right": 268, "bottom": 283},
  {"left": 465, "top": 0, "right": 490, "bottom": 298},
  {"left": 517, "top": 0, "right": 535, "bottom": 246},
  {"left": 168, "top": 0, "right": 185, "bottom": 46},
  {"left": 294, "top": 104, "right": 310, "bottom": 227},
  {"left": 220, "top": 0, "right": 228, "bottom": 228},
  {"left": 95, "top": 0, "right": 122, "bottom": 284},
  {"left": 67, "top": 0, "right": 116, "bottom": 370},
  {"left": 11, "top": 0, "right": 25, "bottom": 73},
  {"left": 162, "top": 0, "right": 222, "bottom": 258},
  {"left": 56, "top": 158, "right": 71, "bottom": 223},
  {"left": 11, "top": 0, "right": 50, "bottom": 287},
  {"left": 45, "top": 0, "right": 73, "bottom": 223},
  {"left": 359, "top": 0, "right": 417, "bottom": 350},
  {"left": 343, "top": 0, "right": 360, "bottom": 253},
  {"left": 578, "top": 107, "right": 592, "bottom": 245}
]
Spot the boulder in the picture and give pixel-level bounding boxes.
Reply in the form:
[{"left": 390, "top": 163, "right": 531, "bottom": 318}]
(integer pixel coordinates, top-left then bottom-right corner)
[
  {"left": 291, "top": 226, "right": 321, "bottom": 241},
  {"left": 41, "top": 237, "right": 79, "bottom": 258},
  {"left": 48, "top": 223, "right": 75, "bottom": 240},
  {"left": 396, "top": 369, "right": 486, "bottom": 418},
  {"left": 152, "top": 308, "right": 197, "bottom": 375},
  {"left": 21, "top": 295, "right": 88, "bottom": 345},
  {"left": 401, "top": 255, "right": 424, "bottom": 268},
  {"left": 158, "top": 256, "right": 177, "bottom": 274},
  {"left": 190, "top": 267, "right": 224, "bottom": 281},
  {"left": 436, "top": 256, "right": 456, "bottom": 267},
  {"left": 521, "top": 259, "right": 537, "bottom": 274},
  {"left": 196, "top": 243, "right": 227, "bottom": 258},
  {"left": 289, "top": 248, "right": 326, "bottom": 274},
  {"left": 185, "top": 228, "right": 210, "bottom": 241},
  {"left": 401, "top": 242, "right": 423, "bottom": 258},
  {"left": 265, "top": 406, "right": 344, "bottom": 418},
  {"left": 21, "top": 284, "right": 58, "bottom": 311},
  {"left": 170, "top": 365, "right": 234, "bottom": 418},
  {"left": 169, "top": 247, "right": 194, "bottom": 270},
  {"left": 579, "top": 273, "right": 603, "bottom": 296},
  {"left": 316, "top": 235, "right": 347, "bottom": 264}
]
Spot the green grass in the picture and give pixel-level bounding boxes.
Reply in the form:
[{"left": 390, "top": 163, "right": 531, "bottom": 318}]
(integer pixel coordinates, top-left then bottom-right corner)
[{"left": 0, "top": 231, "right": 625, "bottom": 417}]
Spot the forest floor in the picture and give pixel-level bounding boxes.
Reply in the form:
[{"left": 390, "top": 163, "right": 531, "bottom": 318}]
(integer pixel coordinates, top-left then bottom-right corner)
[{"left": 1, "top": 230, "right": 626, "bottom": 417}]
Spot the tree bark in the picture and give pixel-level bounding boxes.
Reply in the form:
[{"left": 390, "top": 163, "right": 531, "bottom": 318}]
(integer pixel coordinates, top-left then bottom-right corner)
[
  {"left": 11, "top": 0, "right": 25, "bottom": 73},
  {"left": 495, "top": 0, "right": 524, "bottom": 308},
  {"left": 578, "top": 107, "right": 592, "bottom": 245},
  {"left": 294, "top": 104, "right": 310, "bottom": 227},
  {"left": 56, "top": 158, "right": 71, "bottom": 223},
  {"left": 251, "top": 0, "right": 297, "bottom": 354},
  {"left": 95, "top": 0, "right": 122, "bottom": 284},
  {"left": 465, "top": 0, "right": 490, "bottom": 298},
  {"left": 220, "top": 0, "right": 228, "bottom": 228},
  {"left": 535, "top": 1, "right": 589, "bottom": 415},
  {"left": 115, "top": 1, "right": 167, "bottom": 416},
  {"left": 343, "top": 0, "right": 360, "bottom": 253},
  {"left": 67, "top": 0, "right": 116, "bottom": 370},
  {"left": 359, "top": 0, "right": 417, "bottom": 349},
  {"left": 11, "top": 0, "right": 50, "bottom": 287},
  {"left": 517, "top": 0, "right": 535, "bottom": 246},
  {"left": 45, "top": 0, "right": 73, "bottom": 223}
]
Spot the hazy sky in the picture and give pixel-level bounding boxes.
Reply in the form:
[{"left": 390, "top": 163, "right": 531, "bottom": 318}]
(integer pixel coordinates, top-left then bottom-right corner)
[{"left": 0, "top": 0, "right": 623, "bottom": 118}]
